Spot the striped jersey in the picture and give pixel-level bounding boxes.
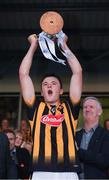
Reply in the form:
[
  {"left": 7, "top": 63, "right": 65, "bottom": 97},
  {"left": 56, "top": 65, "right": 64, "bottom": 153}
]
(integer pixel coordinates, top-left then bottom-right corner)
[{"left": 27, "top": 97, "right": 80, "bottom": 172}]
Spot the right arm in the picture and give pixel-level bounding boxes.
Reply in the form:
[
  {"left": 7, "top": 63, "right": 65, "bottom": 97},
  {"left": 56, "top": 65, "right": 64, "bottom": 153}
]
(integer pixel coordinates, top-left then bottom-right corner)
[{"left": 19, "top": 34, "right": 38, "bottom": 105}]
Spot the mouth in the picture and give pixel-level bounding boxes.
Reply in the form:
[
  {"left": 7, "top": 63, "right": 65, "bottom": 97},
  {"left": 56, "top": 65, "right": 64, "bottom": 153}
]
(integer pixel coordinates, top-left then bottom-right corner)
[
  {"left": 85, "top": 112, "right": 91, "bottom": 116},
  {"left": 48, "top": 89, "right": 53, "bottom": 95}
]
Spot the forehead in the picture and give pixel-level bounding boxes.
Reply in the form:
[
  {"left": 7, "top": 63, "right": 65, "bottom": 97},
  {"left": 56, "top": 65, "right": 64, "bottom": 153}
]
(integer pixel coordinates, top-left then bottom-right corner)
[
  {"left": 7, "top": 132, "right": 15, "bottom": 138},
  {"left": 83, "top": 99, "right": 97, "bottom": 106},
  {"left": 42, "top": 76, "right": 60, "bottom": 84},
  {"left": 2, "top": 119, "right": 8, "bottom": 123},
  {"left": 16, "top": 132, "right": 22, "bottom": 137},
  {"left": 21, "top": 120, "right": 26, "bottom": 124},
  {"left": 106, "top": 121, "right": 109, "bottom": 124}
]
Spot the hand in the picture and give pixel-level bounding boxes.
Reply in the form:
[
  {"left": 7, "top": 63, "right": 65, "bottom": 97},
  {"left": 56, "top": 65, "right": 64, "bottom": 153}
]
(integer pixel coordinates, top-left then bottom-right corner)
[
  {"left": 60, "top": 34, "right": 68, "bottom": 50},
  {"left": 63, "top": 34, "right": 68, "bottom": 44},
  {"left": 28, "top": 34, "right": 38, "bottom": 48}
]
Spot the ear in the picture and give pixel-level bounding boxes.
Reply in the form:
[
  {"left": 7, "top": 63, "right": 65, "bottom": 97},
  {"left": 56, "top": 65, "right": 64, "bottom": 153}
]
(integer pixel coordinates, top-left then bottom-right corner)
[
  {"left": 60, "top": 88, "right": 63, "bottom": 95},
  {"left": 98, "top": 108, "right": 103, "bottom": 116},
  {"left": 41, "top": 90, "right": 43, "bottom": 96}
]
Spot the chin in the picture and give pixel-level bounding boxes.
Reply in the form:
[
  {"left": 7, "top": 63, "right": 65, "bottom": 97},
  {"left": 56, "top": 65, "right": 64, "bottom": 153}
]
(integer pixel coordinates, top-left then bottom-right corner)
[
  {"left": 46, "top": 98, "right": 56, "bottom": 104},
  {"left": 47, "top": 100, "right": 55, "bottom": 104}
]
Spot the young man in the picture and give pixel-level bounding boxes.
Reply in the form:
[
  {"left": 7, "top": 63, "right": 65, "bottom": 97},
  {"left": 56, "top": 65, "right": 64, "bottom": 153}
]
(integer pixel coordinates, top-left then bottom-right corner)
[
  {"left": 76, "top": 97, "right": 109, "bottom": 179},
  {"left": 19, "top": 33, "right": 82, "bottom": 180}
]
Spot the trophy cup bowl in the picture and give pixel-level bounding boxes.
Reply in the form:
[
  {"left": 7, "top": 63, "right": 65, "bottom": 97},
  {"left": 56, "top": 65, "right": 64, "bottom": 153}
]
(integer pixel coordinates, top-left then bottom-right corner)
[
  {"left": 39, "top": 11, "right": 66, "bottom": 65},
  {"left": 40, "top": 11, "right": 64, "bottom": 35}
]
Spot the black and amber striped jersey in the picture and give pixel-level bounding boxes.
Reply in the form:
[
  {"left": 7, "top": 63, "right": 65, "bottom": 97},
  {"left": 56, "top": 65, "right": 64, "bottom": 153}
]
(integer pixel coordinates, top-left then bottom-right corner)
[{"left": 27, "top": 97, "right": 80, "bottom": 172}]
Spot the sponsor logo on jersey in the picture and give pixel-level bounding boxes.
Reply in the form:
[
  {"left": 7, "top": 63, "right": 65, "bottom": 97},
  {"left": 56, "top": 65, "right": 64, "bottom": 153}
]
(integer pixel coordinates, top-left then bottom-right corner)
[{"left": 41, "top": 114, "right": 64, "bottom": 126}]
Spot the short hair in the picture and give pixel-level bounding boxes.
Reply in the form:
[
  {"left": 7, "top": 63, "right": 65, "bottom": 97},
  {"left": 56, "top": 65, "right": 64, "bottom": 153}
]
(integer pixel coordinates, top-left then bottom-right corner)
[
  {"left": 1, "top": 117, "right": 9, "bottom": 123},
  {"left": 0, "top": 117, "right": 9, "bottom": 127},
  {"left": 15, "top": 129, "right": 23, "bottom": 135},
  {"left": 83, "top": 96, "right": 102, "bottom": 111},
  {"left": 3, "top": 128, "right": 16, "bottom": 138},
  {"left": 41, "top": 73, "right": 63, "bottom": 89},
  {"left": 2, "top": 117, "right": 9, "bottom": 120}
]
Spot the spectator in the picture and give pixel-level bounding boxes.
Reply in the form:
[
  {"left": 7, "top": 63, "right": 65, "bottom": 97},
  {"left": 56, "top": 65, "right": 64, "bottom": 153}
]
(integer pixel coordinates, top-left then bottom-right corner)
[
  {"left": 0, "top": 132, "right": 17, "bottom": 179},
  {"left": 20, "top": 119, "right": 31, "bottom": 142},
  {"left": 4, "top": 128, "right": 31, "bottom": 179},
  {"left": 76, "top": 96, "right": 109, "bottom": 179},
  {"left": 104, "top": 119, "right": 109, "bottom": 130},
  {"left": 0, "top": 117, "right": 9, "bottom": 131},
  {"left": 15, "top": 129, "right": 24, "bottom": 147},
  {"left": 19, "top": 33, "right": 82, "bottom": 180},
  {"left": 20, "top": 119, "right": 27, "bottom": 130}
]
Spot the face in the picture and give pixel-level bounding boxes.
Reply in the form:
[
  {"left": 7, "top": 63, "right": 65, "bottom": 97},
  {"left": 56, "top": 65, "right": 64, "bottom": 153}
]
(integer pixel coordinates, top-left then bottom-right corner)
[
  {"left": 83, "top": 99, "right": 101, "bottom": 125},
  {"left": 105, "top": 121, "right": 109, "bottom": 130},
  {"left": 6, "top": 132, "right": 15, "bottom": 150},
  {"left": 15, "top": 133, "right": 23, "bottom": 147},
  {"left": 41, "top": 76, "right": 63, "bottom": 104},
  {"left": 1, "top": 119, "right": 9, "bottom": 130},
  {"left": 21, "top": 120, "right": 27, "bottom": 130}
]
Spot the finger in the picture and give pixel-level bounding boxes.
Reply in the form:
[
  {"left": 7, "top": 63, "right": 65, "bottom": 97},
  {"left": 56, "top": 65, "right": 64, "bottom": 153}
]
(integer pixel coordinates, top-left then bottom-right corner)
[{"left": 28, "top": 34, "right": 37, "bottom": 41}]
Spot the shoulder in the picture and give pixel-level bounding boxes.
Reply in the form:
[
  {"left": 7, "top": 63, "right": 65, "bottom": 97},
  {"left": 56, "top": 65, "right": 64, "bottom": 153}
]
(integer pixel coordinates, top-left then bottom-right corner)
[
  {"left": 76, "top": 128, "right": 83, "bottom": 136},
  {"left": 75, "top": 128, "right": 83, "bottom": 146},
  {"left": 95, "top": 125, "right": 109, "bottom": 140},
  {"left": 96, "top": 125, "right": 108, "bottom": 134},
  {"left": 0, "top": 132, "right": 6, "bottom": 138},
  {"left": 16, "top": 147, "right": 30, "bottom": 156},
  {"left": 16, "top": 147, "right": 28, "bottom": 152},
  {"left": 0, "top": 132, "right": 8, "bottom": 142},
  {"left": 27, "top": 97, "right": 46, "bottom": 119},
  {"left": 62, "top": 97, "right": 81, "bottom": 113},
  {"left": 76, "top": 128, "right": 83, "bottom": 140},
  {"left": 62, "top": 96, "right": 81, "bottom": 104}
]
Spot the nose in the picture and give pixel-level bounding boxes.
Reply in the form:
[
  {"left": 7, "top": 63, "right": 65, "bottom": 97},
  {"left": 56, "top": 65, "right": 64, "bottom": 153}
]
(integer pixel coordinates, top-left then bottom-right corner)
[
  {"left": 86, "top": 106, "right": 91, "bottom": 111},
  {"left": 84, "top": 106, "right": 89, "bottom": 112},
  {"left": 47, "top": 83, "right": 52, "bottom": 88}
]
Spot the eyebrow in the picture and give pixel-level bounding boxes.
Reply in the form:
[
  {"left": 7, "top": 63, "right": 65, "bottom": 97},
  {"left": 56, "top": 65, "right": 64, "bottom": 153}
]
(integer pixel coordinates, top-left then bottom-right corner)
[{"left": 42, "top": 81, "right": 57, "bottom": 84}]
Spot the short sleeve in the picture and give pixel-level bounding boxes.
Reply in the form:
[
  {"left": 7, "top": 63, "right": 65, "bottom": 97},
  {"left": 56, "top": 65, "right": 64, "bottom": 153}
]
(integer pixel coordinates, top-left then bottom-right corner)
[
  {"left": 67, "top": 97, "right": 81, "bottom": 120},
  {"left": 27, "top": 98, "right": 41, "bottom": 121}
]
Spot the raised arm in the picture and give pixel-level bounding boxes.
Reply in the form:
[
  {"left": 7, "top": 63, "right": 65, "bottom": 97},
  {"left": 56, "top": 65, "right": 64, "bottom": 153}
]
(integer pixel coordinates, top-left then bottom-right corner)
[
  {"left": 19, "top": 34, "right": 38, "bottom": 105},
  {"left": 61, "top": 35, "right": 82, "bottom": 104}
]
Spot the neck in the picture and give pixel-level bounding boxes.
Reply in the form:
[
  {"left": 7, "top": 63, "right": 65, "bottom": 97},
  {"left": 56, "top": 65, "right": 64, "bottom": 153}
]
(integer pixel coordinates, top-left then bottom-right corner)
[
  {"left": 47, "top": 100, "right": 60, "bottom": 106},
  {"left": 84, "top": 121, "right": 99, "bottom": 132}
]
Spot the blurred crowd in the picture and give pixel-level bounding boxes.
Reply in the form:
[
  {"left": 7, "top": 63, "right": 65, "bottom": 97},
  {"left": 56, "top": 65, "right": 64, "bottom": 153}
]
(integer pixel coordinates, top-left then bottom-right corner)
[
  {"left": 0, "top": 118, "right": 32, "bottom": 154},
  {"left": 0, "top": 118, "right": 32, "bottom": 179}
]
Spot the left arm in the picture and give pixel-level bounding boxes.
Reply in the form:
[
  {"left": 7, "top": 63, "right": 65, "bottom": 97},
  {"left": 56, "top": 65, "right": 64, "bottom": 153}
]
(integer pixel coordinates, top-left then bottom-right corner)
[{"left": 61, "top": 35, "right": 82, "bottom": 104}]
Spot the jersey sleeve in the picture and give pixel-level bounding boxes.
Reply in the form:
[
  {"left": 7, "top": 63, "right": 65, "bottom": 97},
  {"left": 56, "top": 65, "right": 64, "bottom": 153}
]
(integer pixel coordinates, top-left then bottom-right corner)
[
  {"left": 27, "top": 98, "right": 41, "bottom": 121},
  {"left": 67, "top": 97, "right": 81, "bottom": 120}
]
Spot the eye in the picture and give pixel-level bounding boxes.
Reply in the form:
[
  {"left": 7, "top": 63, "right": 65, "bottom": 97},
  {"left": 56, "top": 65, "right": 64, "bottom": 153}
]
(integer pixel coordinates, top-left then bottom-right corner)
[
  {"left": 42, "top": 82, "right": 48, "bottom": 86},
  {"left": 52, "top": 81, "right": 57, "bottom": 85},
  {"left": 83, "top": 106, "right": 87, "bottom": 109}
]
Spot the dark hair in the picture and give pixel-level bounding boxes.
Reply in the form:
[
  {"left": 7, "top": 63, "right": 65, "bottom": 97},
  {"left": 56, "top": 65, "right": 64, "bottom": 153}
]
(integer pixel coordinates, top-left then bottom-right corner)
[
  {"left": 0, "top": 117, "right": 9, "bottom": 128},
  {"left": 1, "top": 117, "right": 9, "bottom": 122},
  {"left": 41, "top": 73, "right": 63, "bottom": 89},
  {"left": 3, "top": 128, "right": 16, "bottom": 137}
]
